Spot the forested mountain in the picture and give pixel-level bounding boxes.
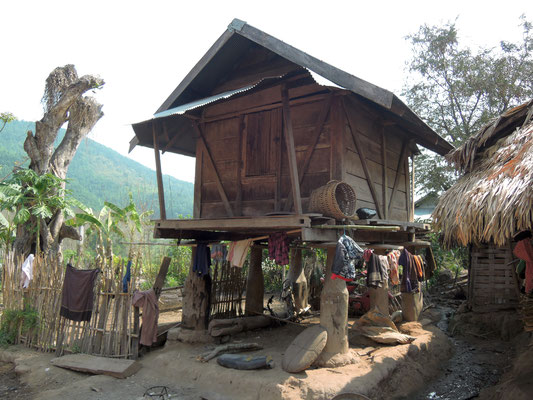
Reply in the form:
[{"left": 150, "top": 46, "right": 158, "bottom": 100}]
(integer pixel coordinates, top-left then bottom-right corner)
[{"left": 0, "top": 121, "right": 193, "bottom": 218}]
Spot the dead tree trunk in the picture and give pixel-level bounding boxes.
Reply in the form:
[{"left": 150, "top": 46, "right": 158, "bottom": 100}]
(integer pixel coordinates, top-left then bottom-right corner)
[{"left": 14, "top": 65, "right": 104, "bottom": 258}]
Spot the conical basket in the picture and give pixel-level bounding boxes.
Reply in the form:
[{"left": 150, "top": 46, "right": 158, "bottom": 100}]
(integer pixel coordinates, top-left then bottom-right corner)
[{"left": 308, "top": 180, "right": 357, "bottom": 220}]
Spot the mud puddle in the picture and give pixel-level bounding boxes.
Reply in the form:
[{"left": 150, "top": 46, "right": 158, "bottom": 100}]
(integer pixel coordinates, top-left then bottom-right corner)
[{"left": 407, "top": 306, "right": 511, "bottom": 400}]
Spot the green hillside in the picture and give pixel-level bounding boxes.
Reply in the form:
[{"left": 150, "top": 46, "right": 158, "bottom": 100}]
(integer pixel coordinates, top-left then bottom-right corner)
[{"left": 0, "top": 120, "right": 193, "bottom": 218}]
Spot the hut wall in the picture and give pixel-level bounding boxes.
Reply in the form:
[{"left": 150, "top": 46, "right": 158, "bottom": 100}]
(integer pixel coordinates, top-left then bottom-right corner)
[
  {"left": 342, "top": 96, "right": 411, "bottom": 221},
  {"left": 469, "top": 243, "right": 519, "bottom": 312},
  {"left": 196, "top": 82, "right": 333, "bottom": 218},
  {"left": 194, "top": 83, "right": 412, "bottom": 220}
]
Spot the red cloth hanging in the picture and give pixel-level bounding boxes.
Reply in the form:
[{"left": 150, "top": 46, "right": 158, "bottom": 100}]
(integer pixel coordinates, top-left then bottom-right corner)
[{"left": 514, "top": 239, "right": 533, "bottom": 294}]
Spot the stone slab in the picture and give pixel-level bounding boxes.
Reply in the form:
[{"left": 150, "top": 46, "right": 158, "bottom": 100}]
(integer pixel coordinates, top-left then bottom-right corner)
[
  {"left": 282, "top": 325, "right": 327, "bottom": 373},
  {"left": 50, "top": 354, "right": 141, "bottom": 379}
]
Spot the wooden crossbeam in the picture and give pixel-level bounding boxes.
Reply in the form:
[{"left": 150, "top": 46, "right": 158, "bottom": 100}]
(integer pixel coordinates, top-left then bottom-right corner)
[
  {"left": 388, "top": 139, "right": 409, "bottom": 217},
  {"left": 342, "top": 99, "right": 383, "bottom": 219},
  {"left": 284, "top": 92, "right": 333, "bottom": 212},
  {"left": 281, "top": 84, "right": 303, "bottom": 215},
  {"left": 193, "top": 123, "right": 234, "bottom": 217}
]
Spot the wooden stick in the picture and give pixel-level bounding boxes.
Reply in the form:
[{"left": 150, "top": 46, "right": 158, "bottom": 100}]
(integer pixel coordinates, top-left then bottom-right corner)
[{"left": 313, "top": 224, "right": 400, "bottom": 231}]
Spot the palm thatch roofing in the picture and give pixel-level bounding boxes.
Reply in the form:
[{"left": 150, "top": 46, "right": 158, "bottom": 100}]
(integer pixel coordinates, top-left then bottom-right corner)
[{"left": 432, "top": 99, "right": 533, "bottom": 247}]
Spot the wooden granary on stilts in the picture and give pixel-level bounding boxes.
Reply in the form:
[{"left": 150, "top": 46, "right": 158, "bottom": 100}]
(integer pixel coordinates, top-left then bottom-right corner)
[{"left": 130, "top": 19, "right": 453, "bottom": 364}]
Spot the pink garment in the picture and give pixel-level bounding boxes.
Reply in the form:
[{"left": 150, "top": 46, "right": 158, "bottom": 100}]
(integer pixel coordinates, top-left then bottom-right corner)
[
  {"left": 387, "top": 250, "right": 400, "bottom": 286},
  {"left": 514, "top": 239, "right": 533, "bottom": 294},
  {"left": 132, "top": 289, "right": 159, "bottom": 346},
  {"left": 226, "top": 239, "right": 252, "bottom": 268}
]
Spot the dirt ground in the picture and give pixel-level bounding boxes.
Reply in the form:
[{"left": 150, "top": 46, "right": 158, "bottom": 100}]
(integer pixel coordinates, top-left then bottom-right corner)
[{"left": 1, "top": 282, "right": 532, "bottom": 399}]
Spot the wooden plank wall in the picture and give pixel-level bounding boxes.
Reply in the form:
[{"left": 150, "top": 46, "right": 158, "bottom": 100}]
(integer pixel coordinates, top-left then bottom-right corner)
[
  {"left": 342, "top": 96, "right": 410, "bottom": 221},
  {"left": 193, "top": 87, "right": 412, "bottom": 220},
  {"left": 197, "top": 82, "right": 333, "bottom": 218}
]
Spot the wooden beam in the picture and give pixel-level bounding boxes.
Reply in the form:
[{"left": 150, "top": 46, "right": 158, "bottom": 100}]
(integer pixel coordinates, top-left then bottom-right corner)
[
  {"left": 162, "top": 128, "right": 185, "bottom": 154},
  {"left": 281, "top": 84, "right": 303, "bottom": 215},
  {"left": 275, "top": 115, "right": 283, "bottom": 212},
  {"left": 153, "top": 124, "right": 167, "bottom": 220},
  {"left": 387, "top": 139, "right": 409, "bottom": 217},
  {"left": 156, "top": 215, "right": 311, "bottom": 231},
  {"left": 342, "top": 99, "right": 383, "bottom": 219},
  {"left": 285, "top": 93, "right": 333, "bottom": 212},
  {"left": 405, "top": 153, "right": 412, "bottom": 222},
  {"left": 153, "top": 256, "right": 171, "bottom": 298},
  {"left": 411, "top": 155, "right": 415, "bottom": 221},
  {"left": 235, "top": 115, "right": 245, "bottom": 216},
  {"left": 381, "top": 125, "right": 388, "bottom": 219},
  {"left": 193, "top": 142, "right": 202, "bottom": 218},
  {"left": 193, "top": 123, "right": 234, "bottom": 217}
]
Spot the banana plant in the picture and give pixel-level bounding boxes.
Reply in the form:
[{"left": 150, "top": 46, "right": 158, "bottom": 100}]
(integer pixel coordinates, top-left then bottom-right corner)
[{"left": 68, "top": 193, "right": 151, "bottom": 270}]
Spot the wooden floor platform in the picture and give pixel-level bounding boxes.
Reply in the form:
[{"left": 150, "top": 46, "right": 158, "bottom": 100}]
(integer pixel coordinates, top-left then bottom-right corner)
[{"left": 153, "top": 215, "right": 431, "bottom": 243}]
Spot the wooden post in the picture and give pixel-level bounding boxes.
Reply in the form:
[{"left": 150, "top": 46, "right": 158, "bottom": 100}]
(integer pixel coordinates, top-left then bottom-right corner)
[
  {"left": 281, "top": 84, "right": 303, "bottom": 215},
  {"left": 315, "top": 247, "right": 357, "bottom": 367},
  {"left": 411, "top": 155, "right": 415, "bottom": 221},
  {"left": 245, "top": 246, "right": 264, "bottom": 316},
  {"left": 181, "top": 247, "right": 210, "bottom": 331},
  {"left": 153, "top": 123, "right": 167, "bottom": 220},
  {"left": 381, "top": 127, "right": 388, "bottom": 219}
]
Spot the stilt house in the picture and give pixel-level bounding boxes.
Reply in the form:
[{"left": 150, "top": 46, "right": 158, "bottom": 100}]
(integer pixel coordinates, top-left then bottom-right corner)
[
  {"left": 432, "top": 100, "right": 533, "bottom": 312},
  {"left": 130, "top": 19, "right": 452, "bottom": 245}
]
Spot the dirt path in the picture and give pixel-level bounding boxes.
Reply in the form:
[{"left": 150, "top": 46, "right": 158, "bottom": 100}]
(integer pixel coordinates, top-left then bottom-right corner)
[
  {"left": 406, "top": 306, "right": 513, "bottom": 400},
  {"left": 0, "top": 362, "right": 31, "bottom": 399}
]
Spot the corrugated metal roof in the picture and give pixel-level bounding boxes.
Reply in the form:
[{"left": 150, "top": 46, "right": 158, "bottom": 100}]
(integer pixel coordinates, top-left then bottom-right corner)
[{"left": 153, "top": 83, "right": 257, "bottom": 119}]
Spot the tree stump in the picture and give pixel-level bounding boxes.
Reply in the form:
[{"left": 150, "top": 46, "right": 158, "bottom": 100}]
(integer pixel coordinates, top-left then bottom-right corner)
[
  {"left": 181, "top": 247, "right": 210, "bottom": 331},
  {"left": 315, "top": 247, "right": 358, "bottom": 367},
  {"left": 368, "top": 281, "right": 389, "bottom": 316},
  {"left": 245, "top": 246, "right": 264, "bottom": 316}
]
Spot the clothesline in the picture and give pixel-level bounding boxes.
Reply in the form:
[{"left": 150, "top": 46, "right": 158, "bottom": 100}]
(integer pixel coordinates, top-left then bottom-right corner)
[{"left": 177, "top": 229, "right": 302, "bottom": 247}]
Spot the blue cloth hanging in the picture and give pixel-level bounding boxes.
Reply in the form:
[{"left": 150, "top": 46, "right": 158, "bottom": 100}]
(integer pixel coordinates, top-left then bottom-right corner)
[{"left": 122, "top": 260, "right": 132, "bottom": 293}]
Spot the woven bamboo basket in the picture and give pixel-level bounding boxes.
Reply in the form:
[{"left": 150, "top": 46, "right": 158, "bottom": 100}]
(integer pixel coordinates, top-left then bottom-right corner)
[{"left": 308, "top": 180, "right": 357, "bottom": 220}]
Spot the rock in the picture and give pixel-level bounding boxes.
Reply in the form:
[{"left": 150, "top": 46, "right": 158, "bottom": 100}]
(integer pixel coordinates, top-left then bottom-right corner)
[
  {"left": 282, "top": 325, "right": 327, "bottom": 373},
  {"left": 391, "top": 310, "right": 403, "bottom": 324},
  {"left": 50, "top": 354, "right": 140, "bottom": 379}
]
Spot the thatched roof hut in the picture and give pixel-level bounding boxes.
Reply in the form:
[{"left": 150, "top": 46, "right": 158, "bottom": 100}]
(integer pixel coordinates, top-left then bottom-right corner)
[{"left": 433, "top": 100, "right": 533, "bottom": 248}]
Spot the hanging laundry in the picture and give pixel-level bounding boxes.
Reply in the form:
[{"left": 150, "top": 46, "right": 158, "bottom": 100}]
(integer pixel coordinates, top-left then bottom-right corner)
[
  {"left": 268, "top": 232, "right": 290, "bottom": 265},
  {"left": 387, "top": 250, "right": 400, "bottom": 286},
  {"left": 21, "top": 254, "right": 34, "bottom": 289},
  {"left": 412, "top": 254, "right": 424, "bottom": 280},
  {"left": 122, "top": 260, "right": 132, "bottom": 293},
  {"left": 514, "top": 239, "right": 533, "bottom": 294},
  {"left": 363, "top": 249, "right": 373, "bottom": 263},
  {"left": 227, "top": 239, "right": 252, "bottom": 268},
  {"left": 194, "top": 244, "right": 211, "bottom": 276},
  {"left": 366, "top": 253, "right": 388, "bottom": 288},
  {"left": 60, "top": 264, "right": 99, "bottom": 322},
  {"left": 331, "top": 234, "right": 363, "bottom": 281},
  {"left": 132, "top": 289, "right": 159, "bottom": 346},
  {"left": 399, "top": 249, "right": 419, "bottom": 293},
  {"left": 211, "top": 244, "right": 227, "bottom": 262}
]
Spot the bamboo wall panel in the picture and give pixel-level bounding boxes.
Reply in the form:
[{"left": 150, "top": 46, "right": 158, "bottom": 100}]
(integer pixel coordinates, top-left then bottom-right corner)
[{"left": 469, "top": 243, "right": 519, "bottom": 312}]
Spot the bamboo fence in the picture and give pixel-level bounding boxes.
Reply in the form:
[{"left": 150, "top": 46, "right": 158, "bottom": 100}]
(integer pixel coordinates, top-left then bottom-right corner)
[
  {"left": 210, "top": 259, "right": 246, "bottom": 320},
  {"left": 1, "top": 251, "right": 142, "bottom": 358}
]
